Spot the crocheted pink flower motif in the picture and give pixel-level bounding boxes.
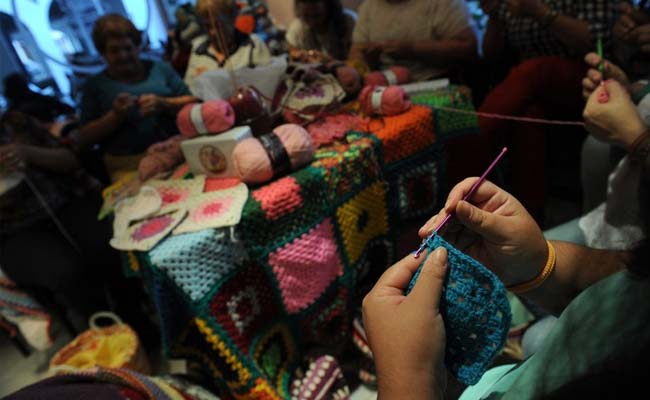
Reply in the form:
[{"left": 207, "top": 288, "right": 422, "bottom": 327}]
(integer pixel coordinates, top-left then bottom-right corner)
[
  {"left": 192, "top": 196, "right": 234, "bottom": 223},
  {"left": 158, "top": 187, "right": 190, "bottom": 207},
  {"left": 131, "top": 215, "right": 174, "bottom": 242}
]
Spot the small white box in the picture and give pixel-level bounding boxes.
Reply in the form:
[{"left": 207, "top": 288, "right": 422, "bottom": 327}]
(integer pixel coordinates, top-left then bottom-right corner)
[{"left": 181, "top": 126, "right": 252, "bottom": 178}]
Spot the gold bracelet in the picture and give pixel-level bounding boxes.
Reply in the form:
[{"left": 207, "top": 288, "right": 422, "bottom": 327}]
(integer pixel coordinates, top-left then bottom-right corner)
[{"left": 507, "top": 241, "right": 556, "bottom": 294}]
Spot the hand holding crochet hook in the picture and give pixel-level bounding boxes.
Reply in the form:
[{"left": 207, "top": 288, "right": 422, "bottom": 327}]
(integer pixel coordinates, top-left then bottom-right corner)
[{"left": 418, "top": 175, "right": 548, "bottom": 289}]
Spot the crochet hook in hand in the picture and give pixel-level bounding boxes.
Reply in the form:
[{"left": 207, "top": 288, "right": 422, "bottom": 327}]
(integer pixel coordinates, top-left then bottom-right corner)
[
  {"left": 414, "top": 147, "right": 508, "bottom": 259},
  {"left": 596, "top": 36, "right": 610, "bottom": 103}
]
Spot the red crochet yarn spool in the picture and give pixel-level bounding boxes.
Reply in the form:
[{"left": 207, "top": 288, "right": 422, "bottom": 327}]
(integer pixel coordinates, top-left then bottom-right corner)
[{"left": 228, "top": 86, "right": 272, "bottom": 137}]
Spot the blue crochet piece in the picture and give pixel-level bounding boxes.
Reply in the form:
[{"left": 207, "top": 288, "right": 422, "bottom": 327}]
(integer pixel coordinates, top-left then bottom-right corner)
[
  {"left": 405, "top": 234, "right": 511, "bottom": 385},
  {"left": 149, "top": 228, "right": 247, "bottom": 303}
]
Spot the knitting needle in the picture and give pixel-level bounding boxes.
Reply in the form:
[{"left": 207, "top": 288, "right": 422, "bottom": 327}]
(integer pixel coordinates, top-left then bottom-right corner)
[{"left": 414, "top": 147, "right": 508, "bottom": 259}]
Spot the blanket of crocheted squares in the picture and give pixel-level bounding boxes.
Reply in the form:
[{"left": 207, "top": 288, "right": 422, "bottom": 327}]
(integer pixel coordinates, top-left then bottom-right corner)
[
  {"left": 405, "top": 234, "right": 512, "bottom": 385},
  {"left": 120, "top": 86, "right": 481, "bottom": 399}
]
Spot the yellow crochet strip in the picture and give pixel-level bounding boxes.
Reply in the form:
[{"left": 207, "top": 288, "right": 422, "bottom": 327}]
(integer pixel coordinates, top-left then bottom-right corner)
[
  {"left": 234, "top": 378, "right": 282, "bottom": 400},
  {"left": 336, "top": 181, "right": 389, "bottom": 264},
  {"left": 195, "top": 318, "right": 252, "bottom": 390}
]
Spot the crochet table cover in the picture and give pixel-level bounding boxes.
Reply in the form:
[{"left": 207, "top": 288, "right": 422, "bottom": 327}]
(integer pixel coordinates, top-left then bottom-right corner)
[{"left": 120, "top": 86, "right": 479, "bottom": 399}]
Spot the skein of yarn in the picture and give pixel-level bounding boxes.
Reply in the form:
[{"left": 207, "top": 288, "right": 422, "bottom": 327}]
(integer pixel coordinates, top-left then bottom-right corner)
[
  {"left": 359, "top": 85, "right": 411, "bottom": 116},
  {"left": 177, "top": 100, "right": 235, "bottom": 138},
  {"left": 139, "top": 135, "right": 185, "bottom": 181},
  {"left": 228, "top": 86, "right": 273, "bottom": 137},
  {"left": 364, "top": 66, "right": 410, "bottom": 87},
  {"left": 232, "top": 124, "right": 314, "bottom": 184}
]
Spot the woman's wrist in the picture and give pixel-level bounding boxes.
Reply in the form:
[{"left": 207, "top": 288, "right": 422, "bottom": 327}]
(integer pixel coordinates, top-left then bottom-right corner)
[{"left": 621, "top": 123, "right": 648, "bottom": 152}]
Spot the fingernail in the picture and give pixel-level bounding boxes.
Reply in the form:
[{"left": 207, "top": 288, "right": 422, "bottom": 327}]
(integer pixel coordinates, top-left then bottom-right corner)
[{"left": 434, "top": 247, "right": 448, "bottom": 268}]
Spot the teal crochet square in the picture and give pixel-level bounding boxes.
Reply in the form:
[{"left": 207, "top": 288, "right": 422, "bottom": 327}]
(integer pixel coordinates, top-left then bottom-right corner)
[{"left": 405, "top": 234, "right": 511, "bottom": 385}]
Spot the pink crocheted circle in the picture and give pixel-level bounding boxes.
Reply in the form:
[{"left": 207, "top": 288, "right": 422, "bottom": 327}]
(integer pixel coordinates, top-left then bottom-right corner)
[
  {"left": 252, "top": 176, "right": 302, "bottom": 221},
  {"left": 192, "top": 196, "right": 234, "bottom": 223},
  {"left": 158, "top": 187, "right": 190, "bottom": 207},
  {"left": 268, "top": 218, "right": 343, "bottom": 314},
  {"left": 132, "top": 215, "right": 174, "bottom": 241}
]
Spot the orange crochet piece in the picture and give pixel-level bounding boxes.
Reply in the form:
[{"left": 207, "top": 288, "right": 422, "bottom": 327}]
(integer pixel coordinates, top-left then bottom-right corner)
[{"left": 368, "top": 105, "right": 436, "bottom": 164}]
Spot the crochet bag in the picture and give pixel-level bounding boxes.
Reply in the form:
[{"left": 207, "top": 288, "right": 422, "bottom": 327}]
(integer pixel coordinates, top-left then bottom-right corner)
[
  {"left": 273, "top": 65, "right": 346, "bottom": 124},
  {"left": 49, "top": 312, "right": 150, "bottom": 375},
  {"left": 406, "top": 235, "right": 511, "bottom": 385}
]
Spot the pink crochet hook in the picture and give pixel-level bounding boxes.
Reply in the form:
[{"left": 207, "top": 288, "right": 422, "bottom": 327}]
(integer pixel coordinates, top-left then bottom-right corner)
[{"left": 414, "top": 147, "right": 508, "bottom": 259}]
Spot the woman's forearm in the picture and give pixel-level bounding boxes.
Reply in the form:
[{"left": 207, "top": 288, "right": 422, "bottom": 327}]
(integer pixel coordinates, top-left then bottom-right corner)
[
  {"left": 521, "top": 242, "right": 627, "bottom": 315},
  {"left": 78, "top": 110, "right": 126, "bottom": 148}
]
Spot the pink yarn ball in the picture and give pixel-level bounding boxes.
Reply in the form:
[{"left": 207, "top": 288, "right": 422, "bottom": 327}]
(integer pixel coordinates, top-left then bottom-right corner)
[
  {"left": 364, "top": 66, "right": 410, "bottom": 87},
  {"left": 359, "top": 85, "right": 411, "bottom": 116},
  {"left": 232, "top": 124, "right": 315, "bottom": 184},
  {"left": 176, "top": 100, "right": 235, "bottom": 138}
]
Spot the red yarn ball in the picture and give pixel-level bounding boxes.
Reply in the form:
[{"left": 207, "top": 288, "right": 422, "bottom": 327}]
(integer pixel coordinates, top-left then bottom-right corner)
[
  {"left": 364, "top": 66, "right": 410, "bottom": 87},
  {"left": 359, "top": 85, "right": 411, "bottom": 116},
  {"left": 177, "top": 100, "right": 235, "bottom": 138}
]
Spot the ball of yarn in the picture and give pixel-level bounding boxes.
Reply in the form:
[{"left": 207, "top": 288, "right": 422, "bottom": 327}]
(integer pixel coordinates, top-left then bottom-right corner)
[
  {"left": 359, "top": 85, "right": 411, "bottom": 116},
  {"left": 176, "top": 100, "right": 235, "bottom": 138},
  {"left": 139, "top": 135, "right": 185, "bottom": 181},
  {"left": 335, "top": 66, "right": 362, "bottom": 95},
  {"left": 232, "top": 123, "right": 314, "bottom": 184},
  {"left": 364, "top": 66, "right": 410, "bottom": 87}
]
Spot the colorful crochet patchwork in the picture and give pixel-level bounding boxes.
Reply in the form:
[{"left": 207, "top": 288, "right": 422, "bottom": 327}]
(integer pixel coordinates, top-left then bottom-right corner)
[
  {"left": 207, "top": 262, "right": 282, "bottom": 352},
  {"left": 299, "top": 285, "right": 350, "bottom": 347},
  {"left": 335, "top": 182, "right": 389, "bottom": 265},
  {"left": 173, "top": 183, "right": 248, "bottom": 235},
  {"left": 110, "top": 209, "right": 187, "bottom": 252},
  {"left": 241, "top": 167, "right": 330, "bottom": 260},
  {"left": 252, "top": 324, "right": 296, "bottom": 397},
  {"left": 252, "top": 177, "right": 303, "bottom": 221},
  {"left": 386, "top": 148, "right": 445, "bottom": 221},
  {"left": 121, "top": 86, "right": 480, "bottom": 400},
  {"left": 410, "top": 86, "right": 478, "bottom": 140},
  {"left": 311, "top": 133, "right": 382, "bottom": 200},
  {"left": 368, "top": 105, "right": 435, "bottom": 164},
  {"left": 268, "top": 218, "right": 343, "bottom": 314},
  {"left": 405, "top": 234, "right": 512, "bottom": 385},
  {"left": 149, "top": 228, "right": 248, "bottom": 303}
]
